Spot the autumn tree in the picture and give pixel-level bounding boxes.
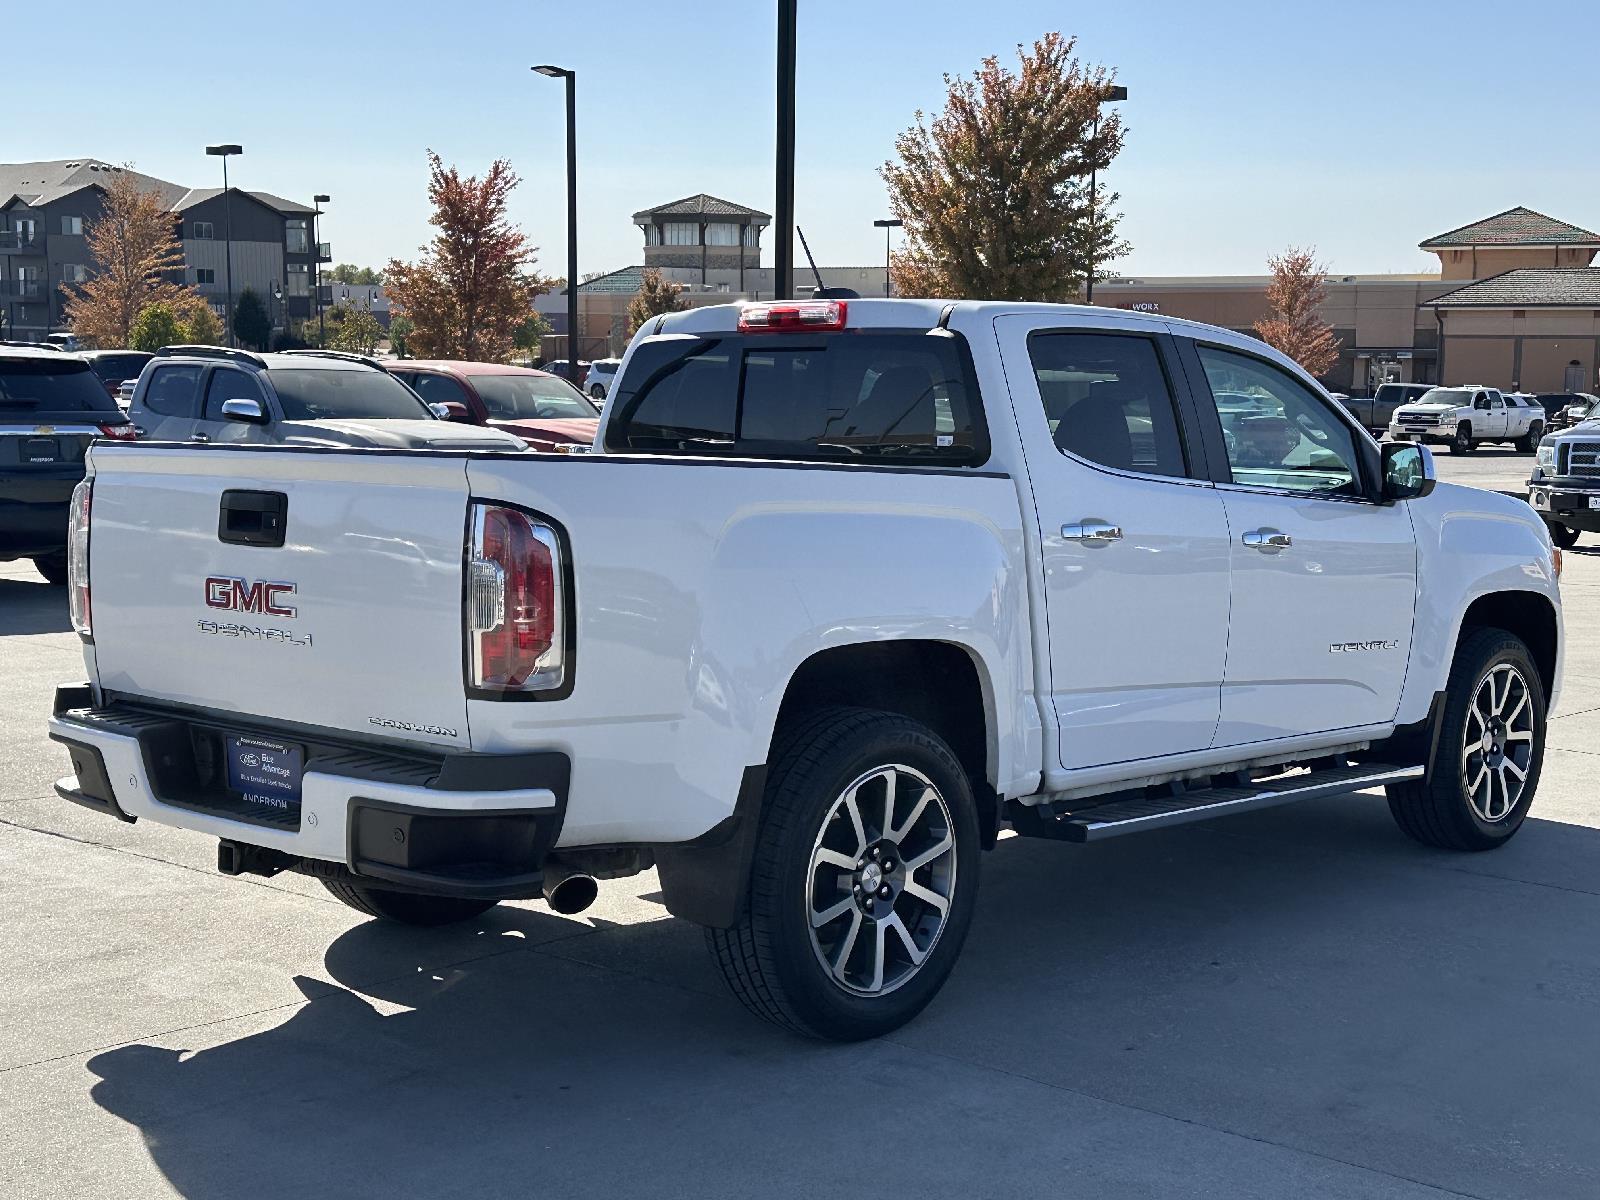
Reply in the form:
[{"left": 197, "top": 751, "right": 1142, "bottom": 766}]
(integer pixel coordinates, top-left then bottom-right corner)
[
  {"left": 63, "top": 168, "right": 200, "bottom": 348},
  {"left": 881, "top": 32, "right": 1128, "bottom": 301},
  {"left": 384, "top": 151, "right": 546, "bottom": 362},
  {"left": 626, "top": 269, "right": 687, "bottom": 335},
  {"left": 232, "top": 288, "right": 271, "bottom": 350},
  {"left": 1254, "top": 247, "right": 1341, "bottom": 378}
]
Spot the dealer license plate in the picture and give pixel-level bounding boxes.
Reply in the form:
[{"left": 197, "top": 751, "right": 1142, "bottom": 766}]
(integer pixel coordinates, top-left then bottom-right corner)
[{"left": 224, "top": 735, "right": 303, "bottom": 815}]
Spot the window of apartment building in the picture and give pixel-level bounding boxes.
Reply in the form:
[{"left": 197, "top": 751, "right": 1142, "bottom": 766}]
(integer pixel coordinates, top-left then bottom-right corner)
[
  {"left": 705, "top": 223, "right": 740, "bottom": 246},
  {"left": 60, "top": 215, "right": 83, "bottom": 236},
  {"left": 61, "top": 264, "right": 88, "bottom": 284},
  {"left": 192, "top": 221, "right": 214, "bottom": 239},
  {"left": 14, "top": 218, "right": 37, "bottom": 245},
  {"left": 286, "top": 263, "right": 309, "bottom": 297},
  {"left": 742, "top": 225, "right": 759, "bottom": 248},
  {"left": 643, "top": 224, "right": 662, "bottom": 246},
  {"left": 663, "top": 221, "right": 699, "bottom": 246},
  {"left": 195, "top": 268, "right": 216, "bottom": 285},
  {"left": 285, "top": 218, "right": 309, "bottom": 254}
]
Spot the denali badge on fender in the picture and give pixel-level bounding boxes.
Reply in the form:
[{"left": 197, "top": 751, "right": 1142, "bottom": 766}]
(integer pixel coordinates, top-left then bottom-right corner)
[{"left": 205, "top": 576, "right": 297, "bottom": 618}]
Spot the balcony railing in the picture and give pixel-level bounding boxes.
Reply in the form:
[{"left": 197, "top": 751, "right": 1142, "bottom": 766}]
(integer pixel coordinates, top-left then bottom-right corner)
[
  {"left": 317, "top": 242, "right": 332, "bottom": 263},
  {"left": 0, "top": 231, "right": 44, "bottom": 253},
  {"left": 0, "top": 280, "right": 44, "bottom": 298}
]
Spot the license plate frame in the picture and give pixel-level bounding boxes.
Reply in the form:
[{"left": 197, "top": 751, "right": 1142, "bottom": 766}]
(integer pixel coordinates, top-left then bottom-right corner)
[
  {"left": 22, "top": 437, "right": 59, "bottom": 463},
  {"left": 223, "top": 735, "right": 304, "bottom": 818},
  {"left": 1587, "top": 496, "right": 1600, "bottom": 511}
]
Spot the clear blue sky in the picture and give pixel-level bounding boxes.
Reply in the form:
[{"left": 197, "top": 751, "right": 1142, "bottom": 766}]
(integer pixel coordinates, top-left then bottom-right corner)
[{"left": 13, "top": 0, "right": 1598, "bottom": 279}]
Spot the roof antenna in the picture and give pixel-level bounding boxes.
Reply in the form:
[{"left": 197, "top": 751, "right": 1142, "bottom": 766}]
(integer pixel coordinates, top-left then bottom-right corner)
[{"left": 797, "top": 225, "right": 858, "bottom": 300}]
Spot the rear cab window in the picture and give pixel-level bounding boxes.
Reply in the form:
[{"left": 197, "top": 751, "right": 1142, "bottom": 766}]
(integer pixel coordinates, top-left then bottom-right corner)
[{"left": 605, "top": 329, "right": 987, "bottom": 465}]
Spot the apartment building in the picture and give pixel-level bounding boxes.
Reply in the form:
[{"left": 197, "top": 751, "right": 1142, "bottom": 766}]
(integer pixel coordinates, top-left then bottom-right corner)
[{"left": 0, "top": 158, "right": 328, "bottom": 342}]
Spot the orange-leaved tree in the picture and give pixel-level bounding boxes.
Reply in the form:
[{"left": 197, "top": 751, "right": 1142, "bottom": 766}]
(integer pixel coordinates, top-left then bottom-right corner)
[
  {"left": 625, "top": 268, "right": 687, "bottom": 335},
  {"left": 63, "top": 168, "right": 198, "bottom": 349},
  {"left": 881, "top": 32, "right": 1128, "bottom": 301},
  {"left": 384, "top": 152, "right": 548, "bottom": 362},
  {"left": 1254, "top": 247, "right": 1341, "bottom": 378}
]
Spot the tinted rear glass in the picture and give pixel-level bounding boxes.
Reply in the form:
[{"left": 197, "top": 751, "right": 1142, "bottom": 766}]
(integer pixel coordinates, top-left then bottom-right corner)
[
  {"left": 473, "top": 374, "right": 597, "bottom": 421},
  {"left": 605, "top": 331, "right": 985, "bottom": 464},
  {"left": 0, "top": 359, "right": 118, "bottom": 414},
  {"left": 87, "top": 353, "right": 151, "bottom": 384},
  {"left": 271, "top": 368, "right": 433, "bottom": 421}
]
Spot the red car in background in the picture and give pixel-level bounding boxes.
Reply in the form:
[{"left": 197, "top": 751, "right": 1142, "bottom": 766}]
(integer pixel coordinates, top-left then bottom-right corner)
[{"left": 386, "top": 360, "right": 600, "bottom": 452}]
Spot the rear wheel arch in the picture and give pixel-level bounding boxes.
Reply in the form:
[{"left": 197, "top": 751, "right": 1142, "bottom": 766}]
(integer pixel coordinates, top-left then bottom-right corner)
[{"left": 771, "top": 640, "right": 999, "bottom": 843}]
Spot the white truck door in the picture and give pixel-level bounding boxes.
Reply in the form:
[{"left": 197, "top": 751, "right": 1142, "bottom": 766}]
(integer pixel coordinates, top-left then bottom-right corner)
[
  {"left": 1486, "top": 392, "right": 1509, "bottom": 439},
  {"left": 1184, "top": 341, "right": 1418, "bottom": 743},
  {"left": 995, "top": 315, "right": 1231, "bottom": 769}
]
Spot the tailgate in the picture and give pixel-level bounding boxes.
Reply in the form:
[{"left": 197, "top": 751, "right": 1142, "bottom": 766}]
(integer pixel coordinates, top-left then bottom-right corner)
[{"left": 86, "top": 445, "right": 473, "bottom": 749}]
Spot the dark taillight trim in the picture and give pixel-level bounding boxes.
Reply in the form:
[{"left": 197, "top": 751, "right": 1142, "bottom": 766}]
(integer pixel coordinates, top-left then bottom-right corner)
[{"left": 462, "top": 498, "right": 576, "bottom": 703}]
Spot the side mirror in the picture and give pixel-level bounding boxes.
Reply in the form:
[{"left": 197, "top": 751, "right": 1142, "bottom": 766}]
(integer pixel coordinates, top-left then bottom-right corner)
[
  {"left": 1381, "top": 440, "right": 1435, "bottom": 502},
  {"left": 220, "top": 397, "right": 268, "bottom": 424},
  {"left": 428, "top": 401, "right": 470, "bottom": 422}
]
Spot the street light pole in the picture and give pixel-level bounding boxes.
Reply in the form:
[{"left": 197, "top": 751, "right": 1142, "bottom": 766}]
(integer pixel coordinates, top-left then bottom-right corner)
[
  {"left": 873, "top": 218, "right": 902, "bottom": 297},
  {"left": 1084, "top": 85, "right": 1126, "bottom": 306},
  {"left": 313, "top": 193, "right": 330, "bottom": 347},
  {"left": 205, "top": 144, "right": 243, "bottom": 345},
  {"left": 534, "top": 65, "right": 579, "bottom": 382},
  {"left": 774, "top": 0, "right": 797, "bottom": 301}
]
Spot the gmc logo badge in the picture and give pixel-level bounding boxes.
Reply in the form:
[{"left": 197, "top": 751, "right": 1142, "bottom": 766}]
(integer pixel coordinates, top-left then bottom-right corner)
[{"left": 205, "top": 576, "right": 297, "bottom": 618}]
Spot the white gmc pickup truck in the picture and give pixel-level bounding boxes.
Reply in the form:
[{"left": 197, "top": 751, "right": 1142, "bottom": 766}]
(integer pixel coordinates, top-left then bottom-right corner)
[
  {"left": 50, "top": 299, "right": 1563, "bottom": 1041},
  {"left": 1388, "top": 385, "right": 1545, "bottom": 453}
]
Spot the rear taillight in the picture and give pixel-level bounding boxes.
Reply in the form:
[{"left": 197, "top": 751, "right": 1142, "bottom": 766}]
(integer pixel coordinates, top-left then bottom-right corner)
[
  {"left": 465, "top": 503, "right": 565, "bottom": 694},
  {"left": 68, "top": 478, "right": 92, "bottom": 640},
  {"left": 97, "top": 423, "right": 137, "bottom": 440},
  {"left": 737, "top": 299, "right": 848, "bottom": 333}
]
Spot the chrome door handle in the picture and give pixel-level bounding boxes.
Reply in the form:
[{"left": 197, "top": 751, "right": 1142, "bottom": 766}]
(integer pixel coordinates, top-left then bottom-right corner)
[
  {"left": 190, "top": 432, "right": 210, "bottom": 443},
  {"left": 1061, "top": 519, "right": 1123, "bottom": 544},
  {"left": 1242, "top": 528, "right": 1292, "bottom": 551}
]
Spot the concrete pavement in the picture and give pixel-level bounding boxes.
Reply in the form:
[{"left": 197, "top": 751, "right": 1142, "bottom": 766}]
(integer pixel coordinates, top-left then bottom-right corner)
[{"left": 2, "top": 453, "right": 1599, "bottom": 1199}]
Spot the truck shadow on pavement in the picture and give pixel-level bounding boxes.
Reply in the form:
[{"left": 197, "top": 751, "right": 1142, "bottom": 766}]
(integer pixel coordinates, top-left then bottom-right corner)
[
  {"left": 0, "top": 577, "right": 70, "bottom": 636},
  {"left": 84, "top": 795, "right": 1600, "bottom": 1200}
]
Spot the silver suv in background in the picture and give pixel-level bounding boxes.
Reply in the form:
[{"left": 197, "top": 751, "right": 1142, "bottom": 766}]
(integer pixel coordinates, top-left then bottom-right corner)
[{"left": 127, "top": 347, "right": 527, "bottom": 449}]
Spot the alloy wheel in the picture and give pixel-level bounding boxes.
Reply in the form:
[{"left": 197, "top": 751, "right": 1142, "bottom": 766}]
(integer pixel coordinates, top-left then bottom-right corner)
[
  {"left": 806, "top": 764, "right": 956, "bottom": 997},
  {"left": 1461, "top": 663, "right": 1535, "bottom": 822}
]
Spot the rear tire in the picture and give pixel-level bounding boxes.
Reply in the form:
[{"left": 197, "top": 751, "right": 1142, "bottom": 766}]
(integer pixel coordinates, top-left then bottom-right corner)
[
  {"left": 1515, "top": 421, "right": 1544, "bottom": 453},
  {"left": 706, "top": 707, "right": 980, "bottom": 1041},
  {"left": 321, "top": 879, "right": 499, "bottom": 926},
  {"left": 1547, "top": 521, "right": 1580, "bottom": 549},
  {"left": 32, "top": 553, "right": 68, "bottom": 585},
  {"left": 1452, "top": 422, "right": 1475, "bottom": 454},
  {"left": 1386, "top": 628, "right": 1546, "bottom": 851}
]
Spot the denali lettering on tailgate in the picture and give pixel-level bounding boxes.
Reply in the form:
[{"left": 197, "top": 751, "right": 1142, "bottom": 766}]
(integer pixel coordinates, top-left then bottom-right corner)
[{"left": 205, "top": 576, "right": 297, "bottom": 618}]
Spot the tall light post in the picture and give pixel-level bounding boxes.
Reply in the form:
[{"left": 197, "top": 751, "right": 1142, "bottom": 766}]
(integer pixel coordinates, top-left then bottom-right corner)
[
  {"left": 205, "top": 144, "right": 242, "bottom": 345},
  {"left": 774, "top": 0, "right": 797, "bottom": 301},
  {"left": 873, "top": 218, "right": 902, "bottom": 297},
  {"left": 533, "top": 64, "right": 579, "bottom": 381},
  {"left": 313, "top": 193, "right": 330, "bottom": 347},
  {"left": 1083, "top": 86, "right": 1126, "bottom": 305}
]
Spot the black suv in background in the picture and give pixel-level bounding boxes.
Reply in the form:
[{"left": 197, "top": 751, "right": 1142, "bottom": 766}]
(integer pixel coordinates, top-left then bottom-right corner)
[
  {"left": 0, "top": 348, "right": 135, "bottom": 583},
  {"left": 78, "top": 350, "right": 153, "bottom": 402}
]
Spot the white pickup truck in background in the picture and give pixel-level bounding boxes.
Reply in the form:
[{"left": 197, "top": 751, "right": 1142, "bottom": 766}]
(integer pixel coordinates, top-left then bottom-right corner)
[
  {"left": 50, "top": 299, "right": 1562, "bottom": 1040},
  {"left": 1388, "top": 384, "right": 1546, "bottom": 453}
]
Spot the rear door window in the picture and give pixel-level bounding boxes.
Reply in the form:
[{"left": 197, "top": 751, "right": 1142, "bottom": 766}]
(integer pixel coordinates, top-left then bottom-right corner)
[
  {"left": 606, "top": 331, "right": 985, "bottom": 464},
  {"left": 142, "top": 364, "right": 204, "bottom": 418},
  {"left": 1026, "top": 332, "right": 1189, "bottom": 478}
]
